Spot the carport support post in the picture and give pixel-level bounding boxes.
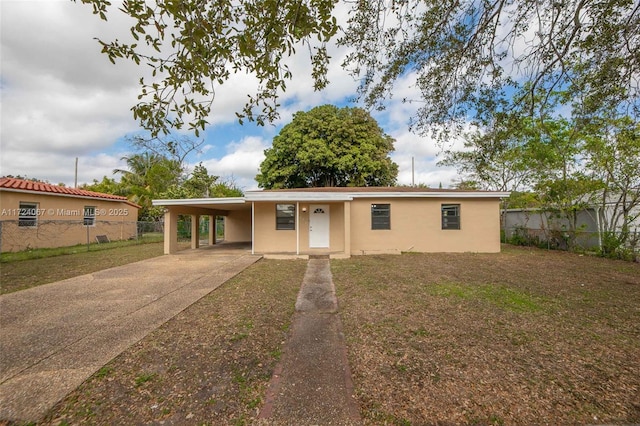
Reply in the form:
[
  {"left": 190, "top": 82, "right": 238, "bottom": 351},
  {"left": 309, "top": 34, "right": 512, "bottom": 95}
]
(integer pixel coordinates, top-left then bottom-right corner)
[
  {"left": 163, "top": 208, "right": 178, "bottom": 254},
  {"left": 191, "top": 214, "right": 200, "bottom": 249},
  {"left": 208, "top": 215, "right": 216, "bottom": 245},
  {"left": 344, "top": 201, "right": 351, "bottom": 257}
]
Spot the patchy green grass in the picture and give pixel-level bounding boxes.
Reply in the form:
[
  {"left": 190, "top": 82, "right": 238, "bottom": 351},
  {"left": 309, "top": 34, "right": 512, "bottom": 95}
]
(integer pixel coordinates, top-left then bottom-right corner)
[
  {"left": 14, "top": 245, "right": 640, "bottom": 425},
  {"left": 0, "top": 234, "right": 163, "bottom": 263},
  {"left": 428, "top": 282, "right": 545, "bottom": 313},
  {"left": 0, "top": 242, "right": 164, "bottom": 294},
  {"left": 134, "top": 373, "right": 157, "bottom": 387},
  {"left": 0, "top": 239, "right": 193, "bottom": 295}
]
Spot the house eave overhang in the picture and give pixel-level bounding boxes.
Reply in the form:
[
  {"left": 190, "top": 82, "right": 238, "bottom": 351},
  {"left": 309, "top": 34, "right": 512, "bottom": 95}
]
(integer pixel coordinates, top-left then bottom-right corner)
[
  {"left": 244, "top": 192, "right": 353, "bottom": 202},
  {"left": 152, "top": 197, "right": 246, "bottom": 207},
  {"left": 349, "top": 191, "right": 511, "bottom": 199},
  {"left": 245, "top": 190, "right": 510, "bottom": 201},
  {"left": 151, "top": 191, "right": 511, "bottom": 208}
]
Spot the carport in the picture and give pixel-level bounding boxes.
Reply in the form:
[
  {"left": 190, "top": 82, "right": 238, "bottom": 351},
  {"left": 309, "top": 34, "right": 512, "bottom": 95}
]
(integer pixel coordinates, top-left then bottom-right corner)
[{"left": 152, "top": 197, "right": 252, "bottom": 254}]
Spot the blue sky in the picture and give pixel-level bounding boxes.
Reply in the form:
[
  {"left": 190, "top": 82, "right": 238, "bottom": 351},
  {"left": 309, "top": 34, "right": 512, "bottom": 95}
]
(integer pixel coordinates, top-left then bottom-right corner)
[{"left": 0, "top": 0, "right": 464, "bottom": 191}]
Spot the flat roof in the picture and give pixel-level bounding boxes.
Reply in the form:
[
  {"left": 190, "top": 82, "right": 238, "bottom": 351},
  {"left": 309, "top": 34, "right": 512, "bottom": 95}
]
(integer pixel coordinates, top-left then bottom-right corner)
[{"left": 152, "top": 188, "right": 509, "bottom": 210}]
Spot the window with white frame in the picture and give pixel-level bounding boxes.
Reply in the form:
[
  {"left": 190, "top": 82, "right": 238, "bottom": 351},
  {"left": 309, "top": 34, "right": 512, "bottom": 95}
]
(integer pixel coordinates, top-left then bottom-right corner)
[
  {"left": 84, "top": 206, "right": 96, "bottom": 226},
  {"left": 18, "top": 202, "right": 38, "bottom": 227},
  {"left": 276, "top": 204, "right": 295, "bottom": 230},
  {"left": 441, "top": 204, "right": 461, "bottom": 230},
  {"left": 371, "top": 203, "right": 391, "bottom": 230}
]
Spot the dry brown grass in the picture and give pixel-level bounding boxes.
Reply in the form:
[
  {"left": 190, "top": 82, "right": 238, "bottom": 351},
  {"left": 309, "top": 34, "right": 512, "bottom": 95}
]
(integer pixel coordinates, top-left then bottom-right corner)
[
  {"left": 17, "top": 246, "right": 640, "bottom": 425},
  {"left": 40, "top": 259, "right": 307, "bottom": 426},
  {"left": 0, "top": 242, "right": 191, "bottom": 294},
  {"left": 332, "top": 246, "right": 640, "bottom": 425}
]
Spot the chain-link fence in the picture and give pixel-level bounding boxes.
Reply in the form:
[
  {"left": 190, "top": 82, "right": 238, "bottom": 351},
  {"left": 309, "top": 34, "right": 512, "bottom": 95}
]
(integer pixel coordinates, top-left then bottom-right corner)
[
  {"left": 175, "top": 216, "right": 224, "bottom": 240},
  {"left": 0, "top": 220, "right": 164, "bottom": 253},
  {"left": 502, "top": 225, "right": 639, "bottom": 260},
  {"left": 502, "top": 226, "right": 601, "bottom": 250},
  {"left": 502, "top": 207, "right": 639, "bottom": 260}
]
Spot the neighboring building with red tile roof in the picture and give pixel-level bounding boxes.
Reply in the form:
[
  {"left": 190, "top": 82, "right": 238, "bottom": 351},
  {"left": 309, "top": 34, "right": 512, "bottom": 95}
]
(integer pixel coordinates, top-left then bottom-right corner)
[
  {"left": 0, "top": 177, "right": 141, "bottom": 252},
  {"left": 0, "top": 177, "right": 140, "bottom": 208}
]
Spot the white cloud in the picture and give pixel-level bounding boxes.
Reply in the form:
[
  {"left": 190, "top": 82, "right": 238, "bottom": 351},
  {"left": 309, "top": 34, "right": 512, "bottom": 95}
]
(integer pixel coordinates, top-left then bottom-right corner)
[
  {"left": 198, "top": 136, "right": 269, "bottom": 191},
  {"left": 0, "top": 0, "right": 466, "bottom": 192},
  {"left": 1, "top": 0, "right": 142, "bottom": 166}
]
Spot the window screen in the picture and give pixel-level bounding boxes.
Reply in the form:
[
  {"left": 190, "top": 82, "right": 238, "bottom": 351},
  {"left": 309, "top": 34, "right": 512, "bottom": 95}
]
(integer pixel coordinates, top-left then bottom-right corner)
[
  {"left": 276, "top": 204, "right": 295, "bottom": 230},
  {"left": 371, "top": 203, "right": 390, "bottom": 230},
  {"left": 84, "top": 206, "right": 96, "bottom": 226},
  {"left": 18, "top": 202, "right": 38, "bottom": 227},
  {"left": 442, "top": 204, "right": 460, "bottom": 230}
]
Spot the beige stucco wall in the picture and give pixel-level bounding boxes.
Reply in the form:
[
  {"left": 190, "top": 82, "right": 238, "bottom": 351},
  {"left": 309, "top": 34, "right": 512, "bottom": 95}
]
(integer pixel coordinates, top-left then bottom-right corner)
[
  {"left": 298, "top": 203, "right": 345, "bottom": 254},
  {"left": 0, "top": 191, "right": 138, "bottom": 252},
  {"left": 252, "top": 202, "right": 346, "bottom": 254},
  {"left": 251, "top": 197, "right": 501, "bottom": 255},
  {"left": 349, "top": 197, "right": 501, "bottom": 254},
  {"left": 252, "top": 202, "right": 298, "bottom": 253},
  {"left": 224, "top": 209, "right": 252, "bottom": 242}
]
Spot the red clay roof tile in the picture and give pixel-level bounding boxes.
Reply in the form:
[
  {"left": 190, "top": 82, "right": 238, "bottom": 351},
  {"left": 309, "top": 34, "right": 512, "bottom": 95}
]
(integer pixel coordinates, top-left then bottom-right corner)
[{"left": 0, "top": 177, "right": 140, "bottom": 208}]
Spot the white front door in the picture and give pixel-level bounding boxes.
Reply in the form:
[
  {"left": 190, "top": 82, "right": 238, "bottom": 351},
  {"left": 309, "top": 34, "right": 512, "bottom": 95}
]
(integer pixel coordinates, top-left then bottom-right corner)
[{"left": 309, "top": 204, "right": 330, "bottom": 248}]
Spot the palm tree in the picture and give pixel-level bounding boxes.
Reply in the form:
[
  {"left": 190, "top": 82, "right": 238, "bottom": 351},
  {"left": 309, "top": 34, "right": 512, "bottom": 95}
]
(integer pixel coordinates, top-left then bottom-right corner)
[{"left": 114, "top": 153, "right": 182, "bottom": 218}]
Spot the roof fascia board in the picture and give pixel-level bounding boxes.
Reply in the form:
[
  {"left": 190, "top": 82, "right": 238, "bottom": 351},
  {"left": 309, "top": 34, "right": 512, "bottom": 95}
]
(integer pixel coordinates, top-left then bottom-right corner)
[
  {"left": 152, "top": 197, "right": 246, "bottom": 206},
  {"left": 151, "top": 191, "right": 511, "bottom": 206},
  {"left": 245, "top": 192, "right": 353, "bottom": 202},
  {"left": 350, "top": 191, "right": 511, "bottom": 199}
]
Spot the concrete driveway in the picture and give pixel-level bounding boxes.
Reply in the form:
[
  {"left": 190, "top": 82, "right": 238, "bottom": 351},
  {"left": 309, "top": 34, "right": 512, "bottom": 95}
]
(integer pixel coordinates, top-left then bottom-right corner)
[{"left": 0, "top": 243, "right": 260, "bottom": 423}]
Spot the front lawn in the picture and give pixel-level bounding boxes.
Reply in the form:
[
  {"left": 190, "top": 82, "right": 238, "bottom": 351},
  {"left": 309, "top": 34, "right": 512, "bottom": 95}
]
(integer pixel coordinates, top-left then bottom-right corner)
[
  {"left": 332, "top": 246, "right": 640, "bottom": 425},
  {"left": 35, "top": 246, "right": 640, "bottom": 425}
]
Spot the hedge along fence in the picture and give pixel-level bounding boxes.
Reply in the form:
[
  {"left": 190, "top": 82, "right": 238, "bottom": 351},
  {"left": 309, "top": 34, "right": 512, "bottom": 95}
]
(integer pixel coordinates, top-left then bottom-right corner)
[
  {"left": 502, "top": 225, "right": 639, "bottom": 261},
  {"left": 0, "top": 220, "right": 161, "bottom": 253}
]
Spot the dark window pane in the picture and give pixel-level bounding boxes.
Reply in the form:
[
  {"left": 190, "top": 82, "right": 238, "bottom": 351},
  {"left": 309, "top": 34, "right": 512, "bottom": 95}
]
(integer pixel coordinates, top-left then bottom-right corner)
[
  {"left": 371, "top": 204, "right": 390, "bottom": 230},
  {"left": 18, "top": 202, "right": 38, "bottom": 227},
  {"left": 442, "top": 204, "right": 461, "bottom": 230},
  {"left": 276, "top": 204, "right": 296, "bottom": 230}
]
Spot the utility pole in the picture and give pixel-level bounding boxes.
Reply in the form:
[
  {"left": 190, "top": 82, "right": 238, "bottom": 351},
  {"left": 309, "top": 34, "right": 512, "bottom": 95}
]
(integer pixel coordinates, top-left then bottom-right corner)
[{"left": 411, "top": 156, "right": 415, "bottom": 187}]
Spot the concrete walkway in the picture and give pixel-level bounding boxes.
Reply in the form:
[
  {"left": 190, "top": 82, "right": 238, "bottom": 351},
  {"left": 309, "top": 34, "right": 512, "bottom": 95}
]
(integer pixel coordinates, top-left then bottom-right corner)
[
  {"left": 258, "top": 258, "right": 361, "bottom": 425},
  {"left": 0, "top": 244, "right": 260, "bottom": 423}
]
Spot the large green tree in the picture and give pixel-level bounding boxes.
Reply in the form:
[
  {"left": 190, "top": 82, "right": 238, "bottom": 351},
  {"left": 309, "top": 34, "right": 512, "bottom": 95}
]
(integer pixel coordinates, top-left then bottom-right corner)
[
  {"left": 584, "top": 116, "right": 640, "bottom": 257},
  {"left": 439, "top": 111, "right": 532, "bottom": 193},
  {"left": 256, "top": 105, "right": 398, "bottom": 188},
  {"left": 77, "top": 0, "right": 639, "bottom": 137}
]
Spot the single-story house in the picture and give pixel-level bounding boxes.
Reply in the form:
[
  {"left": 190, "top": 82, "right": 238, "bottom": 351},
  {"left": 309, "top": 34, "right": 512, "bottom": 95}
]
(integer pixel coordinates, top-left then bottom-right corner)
[
  {"left": 153, "top": 187, "right": 510, "bottom": 258},
  {"left": 0, "top": 177, "right": 141, "bottom": 252}
]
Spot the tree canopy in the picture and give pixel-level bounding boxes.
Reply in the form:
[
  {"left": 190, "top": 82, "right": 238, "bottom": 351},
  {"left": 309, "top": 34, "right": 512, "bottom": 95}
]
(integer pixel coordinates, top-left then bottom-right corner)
[
  {"left": 256, "top": 105, "right": 398, "bottom": 188},
  {"left": 77, "top": 0, "right": 639, "bottom": 137},
  {"left": 84, "top": 156, "right": 242, "bottom": 220},
  {"left": 440, "top": 89, "right": 640, "bottom": 256}
]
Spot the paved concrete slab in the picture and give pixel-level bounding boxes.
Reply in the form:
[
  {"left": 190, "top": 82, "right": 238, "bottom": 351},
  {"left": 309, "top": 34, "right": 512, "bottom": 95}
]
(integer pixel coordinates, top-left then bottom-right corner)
[
  {"left": 258, "top": 259, "right": 361, "bottom": 425},
  {"left": 0, "top": 244, "right": 260, "bottom": 423}
]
